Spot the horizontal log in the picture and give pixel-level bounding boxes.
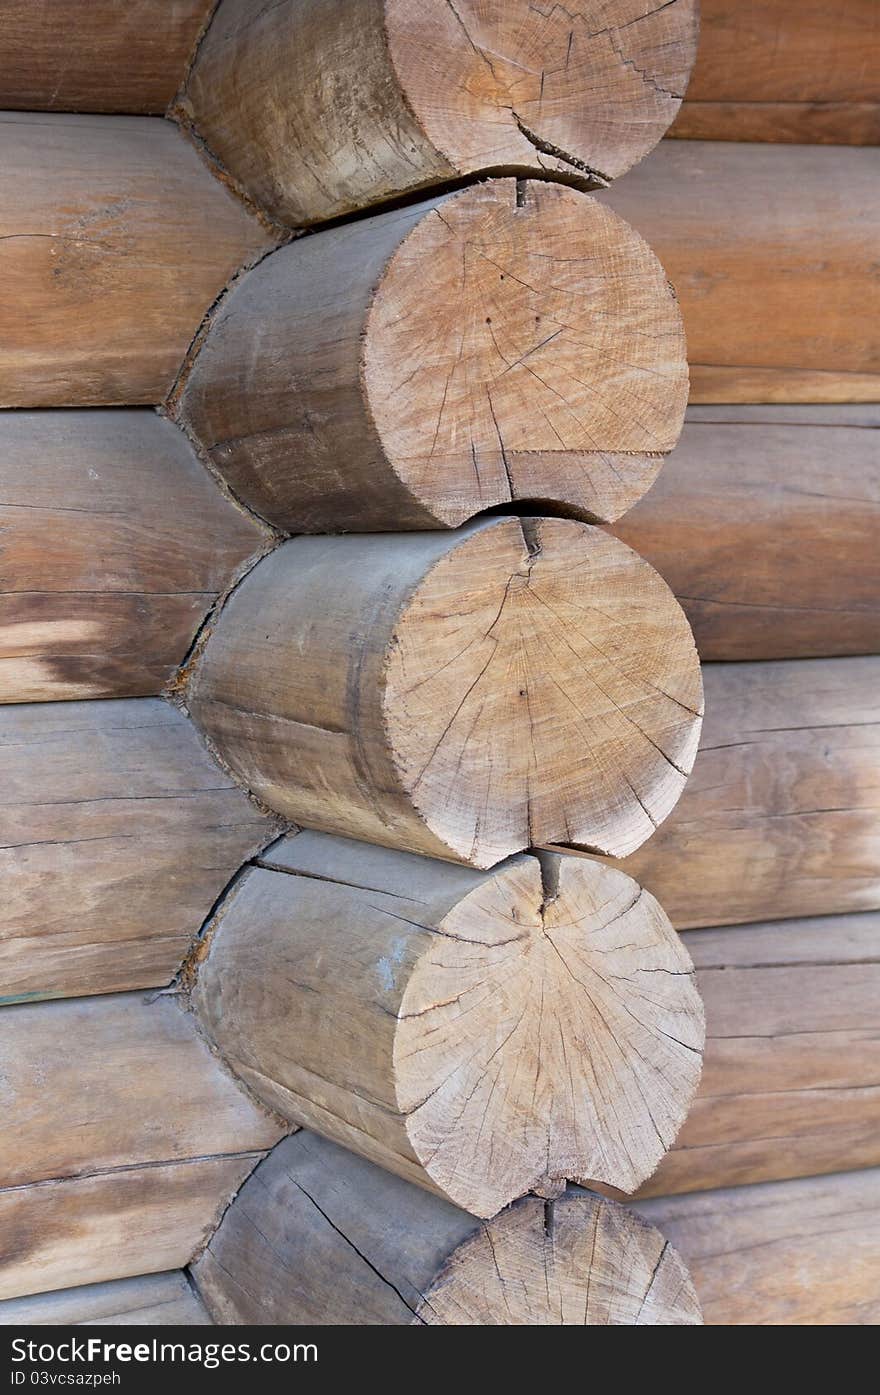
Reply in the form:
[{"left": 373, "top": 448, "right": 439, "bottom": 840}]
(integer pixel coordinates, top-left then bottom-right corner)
[
  {"left": 193, "top": 833, "right": 704, "bottom": 1216},
  {"left": 608, "top": 657, "right": 880, "bottom": 928},
  {"left": 192, "top": 1132, "right": 702, "bottom": 1324},
  {"left": 636, "top": 911, "right": 880, "bottom": 1197},
  {"left": 0, "top": 410, "right": 270, "bottom": 702},
  {"left": 0, "top": 698, "right": 283, "bottom": 1002},
  {"left": 0, "top": 992, "right": 281, "bottom": 1191},
  {"left": 599, "top": 142, "right": 880, "bottom": 402},
  {"left": 611, "top": 406, "right": 880, "bottom": 660},
  {"left": 0, "top": 1157, "right": 255, "bottom": 1302},
  {"left": 189, "top": 519, "right": 703, "bottom": 867},
  {"left": 0, "top": 2, "right": 215, "bottom": 114},
  {"left": 0, "top": 1272, "right": 211, "bottom": 1327},
  {"left": 635, "top": 1169, "right": 880, "bottom": 1325},
  {"left": 181, "top": 0, "right": 699, "bottom": 227},
  {"left": 0, "top": 114, "right": 274, "bottom": 407},
  {"left": 671, "top": 0, "right": 879, "bottom": 145},
  {"left": 177, "top": 179, "right": 687, "bottom": 532}
]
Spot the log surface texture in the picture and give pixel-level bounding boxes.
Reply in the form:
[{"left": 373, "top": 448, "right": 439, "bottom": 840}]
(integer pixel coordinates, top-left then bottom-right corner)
[
  {"left": 194, "top": 833, "right": 704, "bottom": 1216},
  {"left": 178, "top": 179, "right": 688, "bottom": 533},
  {"left": 671, "top": 0, "right": 880, "bottom": 145},
  {"left": 600, "top": 142, "right": 880, "bottom": 403},
  {"left": 0, "top": 698, "right": 283, "bottom": 1002},
  {"left": 0, "top": 114, "right": 274, "bottom": 407},
  {"left": 182, "top": 0, "right": 699, "bottom": 226},
  {"left": 0, "top": 410, "right": 270, "bottom": 702},
  {"left": 193, "top": 1132, "right": 702, "bottom": 1325},
  {"left": 0, "top": 2, "right": 216, "bottom": 114},
  {"left": 612, "top": 406, "right": 880, "bottom": 661},
  {"left": 188, "top": 519, "right": 703, "bottom": 868},
  {"left": 610, "top": 657, "right": 880, "bottom": 929},
  {"left": 0, "top": 1272, "right": 211, "bottom": 1327}
]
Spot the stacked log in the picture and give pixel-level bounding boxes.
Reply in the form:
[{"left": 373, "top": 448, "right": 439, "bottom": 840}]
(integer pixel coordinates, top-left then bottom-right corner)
[{"left": 0, "top": 1272, "right": 211, "bottom": 1327}]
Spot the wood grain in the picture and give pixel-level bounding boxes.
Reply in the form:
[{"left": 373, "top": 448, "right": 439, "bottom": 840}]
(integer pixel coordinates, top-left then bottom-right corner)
[
  {"left": 671, "top": 0, "right": 880, "bottom": 145},
  {"left": 0, "top": 114, "right": 274, "bottom": 407},
  {"left": 612, "top": 406, "right": 880, "bottom": 660},
  {"left": 0, "top": 698, "right": 283, "bottom": 1002},
  {"left": 0, "top": 410, "right": 270, "bottom": 701},
  {"left": 193, "top": 1131, "right": 701, "bottom": 1325},
  {"left": 608, "top": 657, "right": 880, "bottom": 928},
  {"left": 189, "top": 520, "right": 703, "bottom": 868},
  {"left": 600, "top": 142, "right": 880, "bottom": 402},
  {"left": 178, "top": 179, "right": 688, "bottom": 531},
  {"left": 635, "top": 1169, "right": 880, "bottom": 1325},
  {"left": 0, "top": 1272, "right": 211, "bottom": 1326},
  {"left": 182, "top": 0, "right": 699, "bottom": 227},
  {"left": 0, "top": 2, "right": 215, "bottom": 114}
]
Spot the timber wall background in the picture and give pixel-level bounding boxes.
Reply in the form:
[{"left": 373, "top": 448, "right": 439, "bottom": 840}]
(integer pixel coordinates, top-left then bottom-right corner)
[{"left": 0, "top": 0, "right": 877, "bottom": 1327}]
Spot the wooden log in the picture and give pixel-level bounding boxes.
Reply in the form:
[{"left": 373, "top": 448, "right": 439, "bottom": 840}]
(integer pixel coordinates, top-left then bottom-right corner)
[
  {"left": 188, "top": 519, "right": 703, "bottom": 868},
  {"left": 611, "top": 406, "right": 880, "bottom": 661},
  {"left": 671, "top": 0, "right": 880, "bottom": 145},
  {"left": 608, "top": 657, "right": 880, "bottom": 929},
  {"left": 0, "top": 2, "right": 216, "bottom": 114},
  {"left": 636, "top": 912, "right": 880, "bottom": 1197},
  {"left": 0, "top": 992, "right": 282, "bottom": 1191},
  {"left": 180, "top": 0, "right": 700, "bottom": 228},
  {"left": 0, "top": 698, "right": 283, "bottom": 1002},
  {"left": 193, "top": 832, "right": 704, "bottom": 1217},
  {"left": 176, "top": 179, "right": 688, "bottom": 532},
  {"left": 0, "top": 410, "right": 271, "bottom": 702},
  {"left": 0, "top": 114, "right": 274, "bottom": 408},
  {"left": 192, "top": 1131, "right": 702, "bottom": 1325},
  {"left": 0, "top": 1158, "right": 255, "bottom": 1302},
  {"left": 635, "top": 1169, "right": 880, "bottom": 1325},
  {"left": 0, "top": 1272, "right": 211, "bottom": 1327},
  {"left": 599, "top": 142, "right": 880, "bottom": 403}
]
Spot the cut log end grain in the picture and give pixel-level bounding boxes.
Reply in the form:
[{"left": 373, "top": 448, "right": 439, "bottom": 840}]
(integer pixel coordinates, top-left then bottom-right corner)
[
  {"left": 183, "top": 0, "right": 700, "bottom": 226},
  {"left": 179, "top": 179, "right": 687, "bottom": 532},
  {"left": 194, "top": 838, "right": 705, "bottom": 1216},
  {"left": 188, "top": 518, "right": 703, "bottom": 869}
]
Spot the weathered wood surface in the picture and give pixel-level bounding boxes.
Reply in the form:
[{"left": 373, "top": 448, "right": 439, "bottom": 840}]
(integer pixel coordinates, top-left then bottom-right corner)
[
  {"left": 600, "top": 142, "right": 880, "bottom": 403},
  {"left": 181, "top": 0, "right": 699, "bottom": 227},
  {"left": 0, "top": 992, "right": 282, "bottom": 1190},
  {"left": 671, "top": 0, "right": 880, "bottom": 145},
  {"left": 610, "top": 657, "right": 880, "bottom": 928},
  {"left": 0, "top": 1157, "right": 255, "bottom": 1302},
  {"left": 194, "top": 833, "right": 703, "bottom": 1216},
  {"left": 0, "top": 2, "right": 215, "bottom": 114},
  {"left": 193, "top": 1132, "right": 701, "bottom": 1325},
  {"left": 0, "top": 698, "right": 283, "bottom": 1002},
  {"left": 636, "top": 1169, "right": 880, "bottom": 1325},
  {"left": 0, "top": 114, "right": 274, "bottom": 407},
  {"left": 0, "top": 410, "right": 270, "bottom": 702},
  {"left": 636, "top": 912, "right": 880, "bottom": 1197},
  {"left": 189, "top": 519, "right": 703, "bottom": 868},
  {"left": 0, "top": 1272, "right": 211, "bottom": 1326},
  {"left": 612, "top": 406, "right": 880, "bottom": 660},
  {"left": 178, "top": 179, "right": 687, "bottom": 532}
]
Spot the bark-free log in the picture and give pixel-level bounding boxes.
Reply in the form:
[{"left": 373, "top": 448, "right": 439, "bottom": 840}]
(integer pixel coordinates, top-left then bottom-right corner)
[
  {"left": 0, "top": 698, "right": 283, "bottom": 1002},
  {"left": 0, "top": 1273, "right": 211, "bottom": 1327},
  {"left": 177, "top": 180, "right": 688, "bottom": 532},
  {"left": 193, "top": 1132, "right": 702, "bottom": 1325},
  {"left": 181, "top": 0, "right": 699, "bottom": 227},
  {"left": 0, "top": 410, "right": 271, "bottom": 702},
  {"left": 599, "top": 142, "right": 880, "bottom": 403},
  {"left": 637, "top": 912, "right": 880, "bottom": 1197},
  {"left": 612, "top": 406, "right": 880, "bottom": 660},
  {"left": 635, "top": 1169, "right": 880, "bottom": 1325},
  {"left": 189, "top": 519, "right": 703, "bottom": 868},
  {"left": 671, "top": 0, "right": 880, "bottom": 145},
  {"left": 0, "top": 114, "right": 274, "bottom": 407},
  {"left": 194, "top": 833, "right": 704, "bottom": 1217},
  {"left": 0, "top": 2, "right": 215, "bottom": 114},
  {"left": 610, "top": 657, "right": 880, "bottom": 928}
]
